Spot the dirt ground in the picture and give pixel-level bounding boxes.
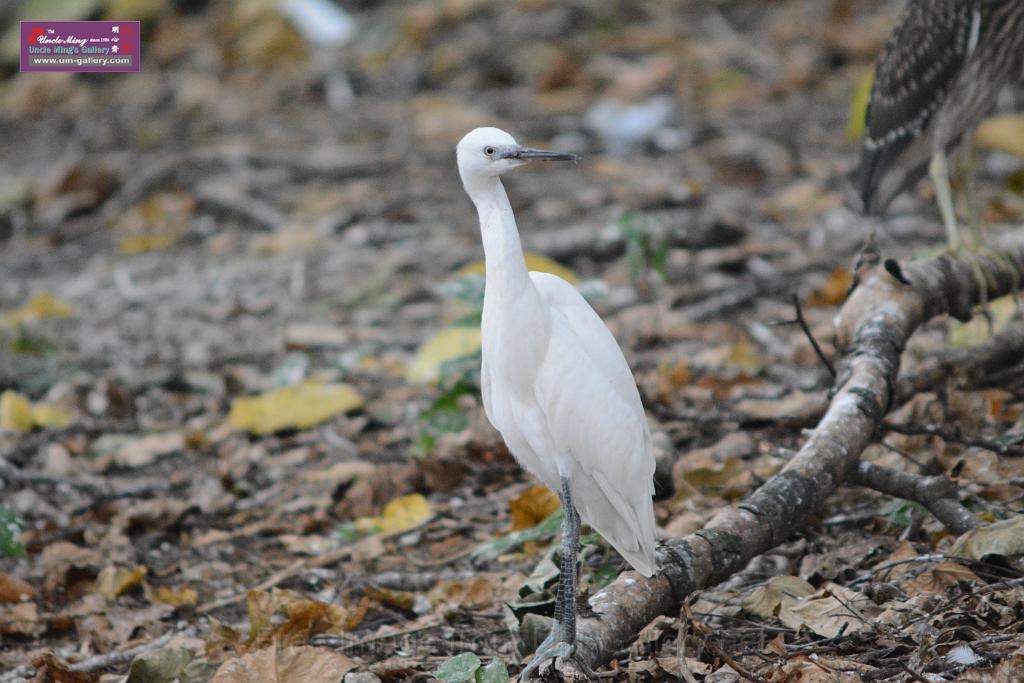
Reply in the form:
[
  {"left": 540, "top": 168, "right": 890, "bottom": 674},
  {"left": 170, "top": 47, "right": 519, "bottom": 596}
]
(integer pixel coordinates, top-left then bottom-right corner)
[{"left": 1, "top": 1, "right": 1023, "bottom": 681}]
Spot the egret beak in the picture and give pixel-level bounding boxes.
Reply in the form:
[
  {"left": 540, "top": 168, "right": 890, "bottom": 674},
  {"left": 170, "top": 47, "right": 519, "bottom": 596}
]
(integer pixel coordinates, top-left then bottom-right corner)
[{"left": 496, "top": 145, "right": 579, "bottom": 162}]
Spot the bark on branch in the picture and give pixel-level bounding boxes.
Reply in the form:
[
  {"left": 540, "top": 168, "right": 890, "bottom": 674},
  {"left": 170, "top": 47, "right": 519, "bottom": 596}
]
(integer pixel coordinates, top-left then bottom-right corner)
[{"left": 570, "top": 238, "right": 1024, "bottom": 672}]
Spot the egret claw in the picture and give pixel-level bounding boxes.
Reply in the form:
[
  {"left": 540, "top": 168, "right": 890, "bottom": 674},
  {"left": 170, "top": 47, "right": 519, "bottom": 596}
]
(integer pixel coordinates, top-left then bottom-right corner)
[{"left": 518, "top": 640, "right": 598, "bottom": 682}]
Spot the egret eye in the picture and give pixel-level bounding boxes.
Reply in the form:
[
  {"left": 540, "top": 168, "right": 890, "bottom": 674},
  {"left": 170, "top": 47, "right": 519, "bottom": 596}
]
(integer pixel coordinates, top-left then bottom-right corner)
[{"left": 484, "top": 146, "right": 496, "bottom": 157}]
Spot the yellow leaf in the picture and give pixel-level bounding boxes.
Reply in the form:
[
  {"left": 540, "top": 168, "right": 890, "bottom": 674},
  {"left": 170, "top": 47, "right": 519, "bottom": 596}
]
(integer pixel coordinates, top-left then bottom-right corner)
[
  {"left": 948, "top": 295, "right": 1017, "bottom": 348},
  {"left": 405, "top": 326, "right": 481, "bottom": 384},
  {"left": 378, "top": 493, "right": 433, "bottom": 534},
  {"left": 681, "top": 456, "right": 752, "bottom": 499},
  {"left": 509, "top": 486, "right": 560, "bottom": 531},
  {"left": 228, "top": 380, "right": 363, "bottom": 436},
  {"left": 118, "top": 233, "right": 180, "bottom": 255},
  {"left": 726, "top": 338, "right": 762, "bottom": 372},
  {"left": 30, "top": 404, "right": 70, "bottom": 429},
  {"left": 0, "top": 391, "right": 34, "bottom": 432},
  {"left": 846, "top": 67, "right": 874, "bottom": 140},
  {"left": 97, "top": 565, "right": 147, "bottom": 600},
  {"left": 460, "top": 252, "right": 578, "bottom": 285},
  {"left": 975, "top": 114, "right": 1024, "bottom": 159},
  {"left": 149, "top": 584, "right": 198, "bottom": 607},
  {"left": 3, "top": 292, "right": 72, "bottom": 326},
  {"left": 0, "top": 391, "right": 71, "bottom": 432}
]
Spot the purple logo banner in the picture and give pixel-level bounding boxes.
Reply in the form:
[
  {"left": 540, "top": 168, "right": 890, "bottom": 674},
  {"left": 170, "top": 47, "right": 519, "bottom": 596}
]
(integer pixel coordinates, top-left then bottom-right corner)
[{"left": 20, "top": 21, "right": 140, "bottom": 73}]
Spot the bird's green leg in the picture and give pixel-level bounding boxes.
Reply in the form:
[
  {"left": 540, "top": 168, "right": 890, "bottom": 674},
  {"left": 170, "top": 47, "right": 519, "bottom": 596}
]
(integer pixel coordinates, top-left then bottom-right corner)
[
  {"left": 961, "top": 146, "right": 1021, "bottom": 303},
  {"left": 519, "top": 477, "right": 596, "bottom": 681},
  {"left": 932, "top": 149, "right": 992, "bottom": 309},
  {"left": 962, "top": 145, "right": 984, "bottom": 248},
  {"left": 931, "top": 150, "right": 960, "bottom": 251}
]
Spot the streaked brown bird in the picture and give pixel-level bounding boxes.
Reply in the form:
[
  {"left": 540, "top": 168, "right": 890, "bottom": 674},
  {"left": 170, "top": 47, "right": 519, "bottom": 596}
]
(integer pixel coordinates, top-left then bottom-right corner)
[{"left": 855, "top": 0, "right": 1024, "bottom": 250}]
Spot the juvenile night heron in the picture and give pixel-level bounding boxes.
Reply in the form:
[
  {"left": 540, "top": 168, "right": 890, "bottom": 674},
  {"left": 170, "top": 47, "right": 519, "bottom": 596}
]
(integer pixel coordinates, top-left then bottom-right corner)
[
  {"left": 455, "top": 127, "right": 657, "bottom": 677},
  {"left": 855, "top": 0, "right": 1024, "bottom": 250}
]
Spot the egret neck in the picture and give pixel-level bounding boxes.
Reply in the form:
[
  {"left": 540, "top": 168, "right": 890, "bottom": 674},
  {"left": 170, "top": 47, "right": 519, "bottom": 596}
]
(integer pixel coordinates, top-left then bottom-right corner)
[{"left": 468, "top": 175, "right": 531, "bottom": 300}]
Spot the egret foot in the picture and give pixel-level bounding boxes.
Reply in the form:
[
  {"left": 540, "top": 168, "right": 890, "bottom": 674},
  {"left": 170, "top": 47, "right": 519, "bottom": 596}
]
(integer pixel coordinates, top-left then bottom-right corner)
[{"left": 519, "top": 625, "right": 595, "bottom": 681}]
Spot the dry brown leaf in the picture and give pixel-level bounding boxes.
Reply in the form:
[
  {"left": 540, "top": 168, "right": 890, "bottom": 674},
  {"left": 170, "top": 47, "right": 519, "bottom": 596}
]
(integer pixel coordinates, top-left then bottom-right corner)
[
  {"left": 41, "top": 542, "right": 100, "bottom": 597},
  {"left": 678, "top": 456, "right": 752, "bottom": 500},
  {"left": 431, "top": 577, "right": 496, "bottom": 611},
  {"left": 734, "top": 390, "right": 827, "bottom": 423},
  {"left": 951, "top": 516, "right": 1024, "bottom": 560},
  {"left": 365, "top": 585, "right": 417, "bottom": 611},
  {"left": 303, "top": 461, "right": 375, "bottom": 484},
  {"left": 211, "top": 644, "right": 355, "bottom": 683},
  {"left": 902, "top": 561, "right": 979, "bottom": 596},
  {"left": 509, "top": 486, "right": 560, "bottom": 531},
  {"left": 212, "top": 589, "right": 363, "bottom": 655},
  {"left": 112, "top": 432, "right": 185, "bottom": 468},
  {"left": 871, "top": 540, "right": 921, "bottom": 581},
  {"left": 0, "top": 601, "right": 43, "bottom": 636},
  {"left": 0, "top": 573, "right": 35, "bottom": 603},
  {"left": 742, "top": 575, "right": 815, "bottom": 619},
  {"left": 768, "top": 654, "right": 865, "bottom": 682},
  {"left": 30, "top": 651, "right": 99, "bottom": 682},
  {"left": 806, "top": 267, "right": 853, "bottom": 307},
  {"left": 779, "top": 583, "right": 876, "bottom": 639}
]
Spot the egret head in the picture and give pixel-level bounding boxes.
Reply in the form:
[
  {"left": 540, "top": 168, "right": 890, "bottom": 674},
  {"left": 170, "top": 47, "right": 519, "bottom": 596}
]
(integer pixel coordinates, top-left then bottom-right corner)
[{"left": 456, "top": 127, "right": 577, "bottom": 185}]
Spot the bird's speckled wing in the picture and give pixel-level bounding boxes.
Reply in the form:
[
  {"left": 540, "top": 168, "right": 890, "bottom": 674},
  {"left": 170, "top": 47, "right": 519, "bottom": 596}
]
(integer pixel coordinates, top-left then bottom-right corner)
[
  {"left": 856, "top": 0, "right": 979, "bottom": 211},
  {"left": 528, "top": 272, "right": 657, "bottom": 576}
]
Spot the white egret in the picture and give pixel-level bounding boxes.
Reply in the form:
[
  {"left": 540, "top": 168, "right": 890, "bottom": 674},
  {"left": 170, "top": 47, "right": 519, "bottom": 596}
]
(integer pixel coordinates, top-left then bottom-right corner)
[{"left": 455, "top": 127, "right": 658, "bottom": 678}]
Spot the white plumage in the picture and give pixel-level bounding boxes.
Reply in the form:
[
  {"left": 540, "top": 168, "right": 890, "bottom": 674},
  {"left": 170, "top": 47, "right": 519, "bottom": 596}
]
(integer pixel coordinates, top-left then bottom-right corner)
[
  {"left": 481, "top": 271, "right": 657, "bottom": 575},
  {"left": 457, "top": 127, "right": 656, "bottom": 576},
  {"left": 455, "top": 126, "right": 657, "bottom": 676}
]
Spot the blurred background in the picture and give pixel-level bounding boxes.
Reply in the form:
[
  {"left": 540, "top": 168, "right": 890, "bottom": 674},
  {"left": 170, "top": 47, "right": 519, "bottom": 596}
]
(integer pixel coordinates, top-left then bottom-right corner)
[
  {"left": 3, "top": 0, "right": 984, "bottom": 387},
  {"left": 2, "top": 1, "right": 1024, "bottom": 680}
]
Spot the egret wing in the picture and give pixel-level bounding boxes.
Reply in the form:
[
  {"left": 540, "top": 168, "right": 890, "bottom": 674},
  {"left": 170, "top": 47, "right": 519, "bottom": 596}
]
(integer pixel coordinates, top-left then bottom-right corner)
[
  {"left": 529, "top": 272, "right": 644, "bottom": 410},
  {"left": 529, "top": 272, "right": 657, "bottom": 575}
]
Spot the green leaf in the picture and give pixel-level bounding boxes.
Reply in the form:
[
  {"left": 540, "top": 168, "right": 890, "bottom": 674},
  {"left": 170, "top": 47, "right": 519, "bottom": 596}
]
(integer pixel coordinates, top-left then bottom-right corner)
[
  {"left": 439, "top": 273, "right": 486, "bottom": 307},
  {"left": 476, "top": 659, "right": 509, "bottom": 683},
  {"left": 883, "top": 500, "right": 926, "bottom": 528},
  {"left": 0, "top": 505, "right": 26, "bottom": 558},
  {"left": 435, "top": 652, "right": 482, "bottom": 683},
  {"left": 589, "top": 563, "right": 618, "bottom": 590},
  {"left": 471, "top": 510, "right": 564, "bottom": 562}
]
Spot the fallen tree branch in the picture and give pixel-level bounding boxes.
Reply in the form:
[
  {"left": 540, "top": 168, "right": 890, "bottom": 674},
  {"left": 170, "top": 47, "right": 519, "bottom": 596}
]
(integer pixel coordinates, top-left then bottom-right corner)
[
  {"left": 850, "top": 461, "right": 980, "bottom": 534},
  {"left": 569, "top": 237, "right": 1024, "bottom": 673},
  {"left": 895, "top": 319, "right": 1024, "bottom": 401}
]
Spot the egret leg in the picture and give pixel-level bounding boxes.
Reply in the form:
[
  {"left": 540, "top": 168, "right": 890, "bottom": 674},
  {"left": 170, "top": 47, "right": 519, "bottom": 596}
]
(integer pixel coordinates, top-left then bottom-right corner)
[{"left": 519, "top": 477, "right": 597, "bottom": 681}]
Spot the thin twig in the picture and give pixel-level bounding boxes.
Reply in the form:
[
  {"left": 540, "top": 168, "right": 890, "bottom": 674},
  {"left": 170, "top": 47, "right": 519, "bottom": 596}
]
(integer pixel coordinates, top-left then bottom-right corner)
[
  {"left": 883, "top": 421, "right": 1024, "bottom": 458},
  {"left": 70, "top": 631, "right": 175, "bottom": 673},
  {"left": 771, "top": 293, "right": 836, "bottom": 377},
  {"left": 683, "top": 603, "right": 770, "bottom": 683}
]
